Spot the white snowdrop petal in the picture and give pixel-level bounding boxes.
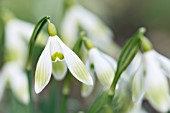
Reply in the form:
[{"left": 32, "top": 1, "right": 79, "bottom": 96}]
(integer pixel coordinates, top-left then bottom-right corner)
[
  {"left": 5, "top": 19, "right": 37, "bottom": 67},
  {"left": 55, "top": 36, "right": 93, "bottom": 85},
  {"left": 10, "top": 68, "right": 29, "bottom": 104},
  {"left": 35, "top": 39, "right": 52, "bottom": 94},
  {"left": 74, "top": 5, "right": 114, "bottom": 54},
  {"left": 132, "top": 63, "right": 145, "bottom": 103},
  {"left": 144, "top": 50, "right": 170, "bottom": 112},
  {"left": 81, "top": 60, "right": 95, "bottom": 97},
  {"left": 52, "top": 61, "right": 67, "bottom": 80},
  {"left": 9, "top": 19, "right": 34, "bottom": 41},
  {"left": 126, "top": 52, "right": 142, "bottom": 77},
  {"left": 61, "top": 5, "right": 114, "bottom": 54},
  {"left": 5, "top": 23, "right": 28, "bottom": 67},
  {"left": 81, "top": 83, "right": 94, "bottom": 98},
  {"left": 89, "top": 48, "right": 114, "bottom": 88},
  {"left": 49, "top": 37, "right": 62, "bottom": 56},
  {"left": 61, "top": 9, "right": 78, "bottom": 48},
  {"left": 101, "top": 52, "right": 117, "bottom": 70},
  {"left": 154, "top": 50, "right": 170, "bottom": 76},
  {"left": 1, "top": 62, "right": 29, "bottom": 104}
]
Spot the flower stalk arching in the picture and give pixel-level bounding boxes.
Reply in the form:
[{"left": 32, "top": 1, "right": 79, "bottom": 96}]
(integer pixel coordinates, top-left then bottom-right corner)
[
  {"left": 25, "top": 16, "right": 50, "bottom": 113},
  {"left": 109, "top": 27, "right": 145, "bottom": 100},
  {"left": 0, "top": 21, "right": 5, "bottom": 68},
  {"left": 25, "top": 16, "right": 50, "bottom": 71}
]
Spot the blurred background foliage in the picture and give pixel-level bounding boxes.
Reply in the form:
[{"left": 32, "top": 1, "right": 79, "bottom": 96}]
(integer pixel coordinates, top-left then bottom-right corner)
[
  {"left": 0, "top": 0, "right": 170, "bottom": 113},
  {"left": 1, "top": 0, "right": 170, "bottom": 54}
]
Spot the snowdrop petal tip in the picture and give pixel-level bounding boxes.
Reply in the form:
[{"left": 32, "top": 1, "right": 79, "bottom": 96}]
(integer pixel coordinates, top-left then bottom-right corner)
[{"left": 34, "top": 40, "right": 52, "bottom": 94}]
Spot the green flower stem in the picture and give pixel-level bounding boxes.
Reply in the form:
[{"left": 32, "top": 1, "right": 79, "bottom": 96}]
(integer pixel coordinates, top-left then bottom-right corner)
[
  {"left": 61, "top": 94, "right": 69, "bottom": 113},
  {"left": 63, "top": 0, "right": 75, "bottom": 13},
  {"left": 0, "top": 21, "right": 5, "bottom": 68},
  {"left": 73, "top": 32, "right": 85, "bottom": 55},
  {"left": 87, "top": 91, "right": 108, "bottom": 113},
  {"left": 61, "top": 73, "right": 71, "bottom": 113},
  {"left": 49, "top": 80, "right": 58, "bottom": 113},
  {"left": 25, "top": 16, "right": 50, "bottom": 113},
  {"left": 61, "top": 32, "right": 84, "bottom": 113}
]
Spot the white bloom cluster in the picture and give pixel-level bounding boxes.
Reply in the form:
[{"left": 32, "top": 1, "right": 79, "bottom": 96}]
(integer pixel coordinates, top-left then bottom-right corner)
[{"left": 132, "top": 50, "right": 170, "bottom": 112}]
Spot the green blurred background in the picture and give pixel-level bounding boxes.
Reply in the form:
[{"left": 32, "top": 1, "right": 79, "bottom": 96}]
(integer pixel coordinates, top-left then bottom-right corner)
[{"left": 1, "top": 0, "right": 170, "bottom": 55}]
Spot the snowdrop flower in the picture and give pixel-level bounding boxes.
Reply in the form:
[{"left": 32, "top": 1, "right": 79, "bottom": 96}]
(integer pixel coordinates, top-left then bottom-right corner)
[
  {"left": 0, "top": 16, "right": 37, "bottom": 104},
  {"left": 82, "top": 38, "right": 116, "bottom": 90},
  {"left": 5, "top": 18, "right": 34, "bottom": 67},
  {"left": 61, "top": 4, "right": 114, "bottom": 55},
  {"left": 0, "top": 62, "right": 29, "bottom": 104},
  {"left": 4, "top": 16, "right": 47, "bottom": 67},
  {"left": 35, "top": 22, "right": 93, "bottom": 94},
  {"left": 132, "top": 37, "right": 170, "bottom": 112}
]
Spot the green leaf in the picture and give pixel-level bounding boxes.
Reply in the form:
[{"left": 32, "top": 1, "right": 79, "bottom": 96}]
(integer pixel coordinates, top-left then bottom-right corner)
[
  {"left": 87, "top": 92, "right": 108, "bottom": 113},
  {"left": 109, "top": 28, "right": 145, "bottom": 97}
]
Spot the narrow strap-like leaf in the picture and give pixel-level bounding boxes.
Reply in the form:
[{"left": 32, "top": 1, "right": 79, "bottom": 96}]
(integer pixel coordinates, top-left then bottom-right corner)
[
  {"left": 109, "top": 28, "right": 145, "bottom": 97},
  {"left": 87, "top": 91, "right": 108, "bottom": 113}
]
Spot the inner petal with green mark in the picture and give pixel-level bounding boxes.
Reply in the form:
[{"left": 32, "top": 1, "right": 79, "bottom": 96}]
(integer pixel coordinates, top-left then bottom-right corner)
[{"left": 51, "top": 52, "right": 64, "bottom": 62}]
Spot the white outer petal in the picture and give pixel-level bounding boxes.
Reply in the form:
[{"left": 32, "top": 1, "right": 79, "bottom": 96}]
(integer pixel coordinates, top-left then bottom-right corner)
[
  {"left": 35, "top": 39, "right": 52, "bottom": 94},
  {"left": 132, "top": 63, "right": 145, "bottom": 103},
  {"left": 101, "top": 52, "right": 117, "bottom": 70},
  {"left": 5, "top": 19, "right": 34, "bottom": 66},
  {"left": 52, "top": 61, "right": 67, "bottom": 80},
  {"left": 75, "top": 5, "right": 114, "bottom": 54},
  {"left": 10, "top": 68, "right": 29, "bottom": 104},
  {"left": 89, "top": 48, "right": 115, "bottom": 89},
  {"left": 1, "top": 62, "right": 29, "bottom": 104},
  {"left": 55, "top": 36, "right": 93, "bottom": 85},
  {"left": 126, "top": 52, "right": 142, "bottom": 77},
  {"left": 154, "top": 50, "right": 170, "bottom": 76},
  {"left": 81, "top": 59, "right": 95, "bottom": 97},
  {"left": 61, "top": 5, "right": 114, "bottom": 54},
  {"left": 60, "top": 9, "right": 78, "bottom": 48},
  {"left": 144, "top": 50, "right": 170, "bottom": 112}
]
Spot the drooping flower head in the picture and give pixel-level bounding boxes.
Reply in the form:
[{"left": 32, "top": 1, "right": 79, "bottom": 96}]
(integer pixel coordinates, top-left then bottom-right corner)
[
  {"left": 0, "top": 15, "right": 38, "bottom": 104},
  {"left": 61, "top": 4, "right": 114, "bottom": 55},
  {"left": 0, "top": 62, "right": 29, "bottom": 104},
  {"left": 4, "top": 15, "right": 47, "bottom": 67},
  {"left": 5, "top": 18, "right": 34, "bottom": 67},
  {"left": 81, "top": 38, "right": 116, "bottom": 97},
  {"left": 132, "top": 37, "right": 170, "bottom": 112},
  {"left": 35, "top": 21, "right": 93, "bottom": 94}
]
